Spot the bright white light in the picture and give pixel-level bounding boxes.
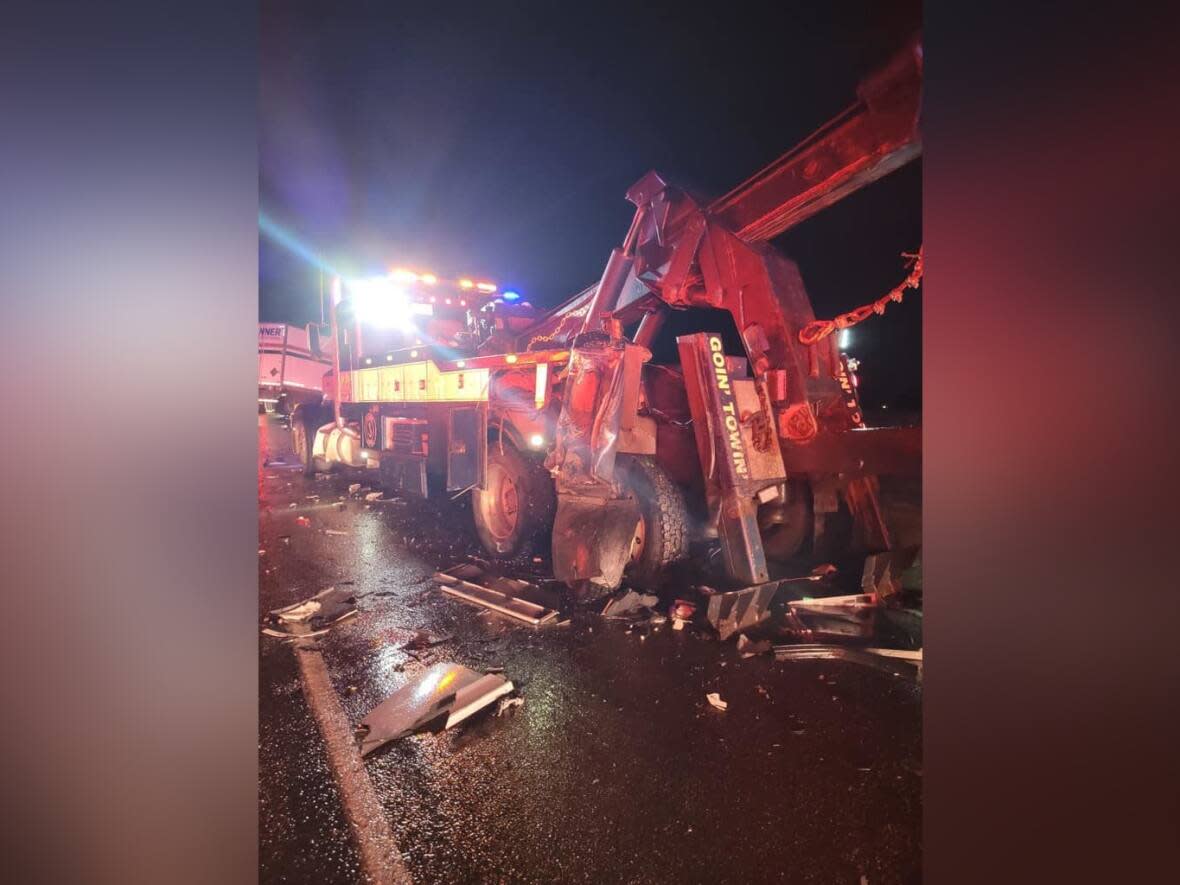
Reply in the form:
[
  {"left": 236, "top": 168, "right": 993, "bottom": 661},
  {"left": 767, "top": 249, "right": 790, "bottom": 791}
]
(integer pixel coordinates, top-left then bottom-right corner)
[
  {"left": 348, "top": 277, "right": 415, "bottom": 331},
  {"left": 838, "top": 328, "right": 851, "bottom": 350},
  {"left": 528, "top": 433, "right": 545, "bottom": 448}
]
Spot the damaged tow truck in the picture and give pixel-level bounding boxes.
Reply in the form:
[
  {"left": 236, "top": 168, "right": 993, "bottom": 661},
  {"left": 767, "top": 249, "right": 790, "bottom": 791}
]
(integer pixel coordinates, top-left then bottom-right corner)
[{"left": 291, "top": 37, "right": 923, "bottom": 604}]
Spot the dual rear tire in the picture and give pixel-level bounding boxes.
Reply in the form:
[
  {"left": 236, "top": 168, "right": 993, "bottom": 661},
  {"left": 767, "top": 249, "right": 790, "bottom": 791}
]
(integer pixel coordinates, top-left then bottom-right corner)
[{"left": 472, "top": 444, "right": 688, "bottom": 589}]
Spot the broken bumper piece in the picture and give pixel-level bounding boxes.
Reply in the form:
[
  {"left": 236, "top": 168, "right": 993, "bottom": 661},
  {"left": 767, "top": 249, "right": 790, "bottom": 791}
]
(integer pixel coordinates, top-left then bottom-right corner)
[{"left": 356, "top": 662, "right": 515, "bottom": 757}]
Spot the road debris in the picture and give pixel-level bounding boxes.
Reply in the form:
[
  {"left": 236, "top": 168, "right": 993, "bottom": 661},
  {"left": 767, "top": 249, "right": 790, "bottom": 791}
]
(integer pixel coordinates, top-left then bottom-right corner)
[
  {"left": 601, "top": 589, "right": 659, "bottom": 619},
  {"left": 263, "top": 586, "right": 358, "bottom": 639},
  {"left": 736, "top": 634, "right": 773, "bottom": 658},
  {"left": 434, "top": 564, "right": 560, "bottom": 626},
  {"left": 348, "top": 483, "right": 362, "bottom": 495},
  {"left": 295, "top": 515, "right": 311, "bottom": 527},
  {"left": 786, "top": 592, "right": 877, "bottom": 640},
  {"left": 402, "top": 630, "right": 454, "bottom": 650},
  {"left": 364, "top": 491, "right": 386, "bottom": 502},
  {"left": 706, "top": 692, "right": 728, "bottom": 711},
  {"left": 323, "top": 529, "right": 349, "bottom": 536},
  {"left": 495, "top": 696, "right": 524, "bottom": 717},
  {"left": 356, "top": 662, "right": 515, "bottom": 756},
  {"left": 773, "top": 644, "right": 922, "bottom": 682}
]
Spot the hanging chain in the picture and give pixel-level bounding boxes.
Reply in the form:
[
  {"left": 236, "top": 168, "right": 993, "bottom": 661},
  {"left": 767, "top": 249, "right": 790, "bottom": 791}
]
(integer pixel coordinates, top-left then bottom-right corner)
[{"left": 798, "top": 247, "right": 923, "bottom": 346}]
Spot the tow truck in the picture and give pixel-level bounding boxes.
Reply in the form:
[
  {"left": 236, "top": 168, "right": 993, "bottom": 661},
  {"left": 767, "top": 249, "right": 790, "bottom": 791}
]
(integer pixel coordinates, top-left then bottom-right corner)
[{"left": 292, "top": 37, "right": 923, "bottom": 600}]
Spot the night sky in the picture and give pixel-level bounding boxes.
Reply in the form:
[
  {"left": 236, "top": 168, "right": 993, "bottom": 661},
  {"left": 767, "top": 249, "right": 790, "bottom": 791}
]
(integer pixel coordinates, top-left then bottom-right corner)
[{"left": 260, "top": 1, "right": 922, "bottom": 410}]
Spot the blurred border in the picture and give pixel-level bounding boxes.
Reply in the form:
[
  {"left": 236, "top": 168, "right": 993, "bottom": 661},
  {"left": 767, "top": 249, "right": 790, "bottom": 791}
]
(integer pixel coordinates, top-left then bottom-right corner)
[{"left": 924, "top": 3, "right": 1179, "bottom": 882}]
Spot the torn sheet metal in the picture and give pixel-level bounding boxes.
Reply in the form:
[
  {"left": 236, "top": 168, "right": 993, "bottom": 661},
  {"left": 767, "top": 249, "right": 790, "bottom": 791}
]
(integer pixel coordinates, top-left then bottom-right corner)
[
  {"left": 263, "top": 586, "right": 358, "bottom": 638},
  {"left": 434, "top": 566, "right": 560, "bottom": 626},
  {"left": 551, "top": 493, "right": 641, "bottom": 590},
  {"left": 356, "top": 662, "right": 515, "bottom": 757},
  {"left": 704, "top": 582, "right": 778, "bottom": 640},
  {"left": 773, "top": 644, "right": 921, "bottom": 682}
]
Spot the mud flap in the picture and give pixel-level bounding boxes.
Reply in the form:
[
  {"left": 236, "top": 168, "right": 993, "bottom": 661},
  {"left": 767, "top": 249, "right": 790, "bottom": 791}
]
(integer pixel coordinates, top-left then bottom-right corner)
[{"left": 551, "top": 494, "right": 641, "bottom": 590}]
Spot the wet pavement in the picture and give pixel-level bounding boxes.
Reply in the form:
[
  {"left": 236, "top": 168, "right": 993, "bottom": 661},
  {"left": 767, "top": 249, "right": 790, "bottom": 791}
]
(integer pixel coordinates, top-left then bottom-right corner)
[{"left": 258, "top": 416, "right": 922, "bottom": 884}]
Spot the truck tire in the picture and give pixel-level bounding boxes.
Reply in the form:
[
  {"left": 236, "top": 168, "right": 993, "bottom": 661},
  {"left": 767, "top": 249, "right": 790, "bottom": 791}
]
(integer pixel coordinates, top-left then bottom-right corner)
[
  {"left": 617, "top": 455, "right": 689, "bottom": 589},
  {"left": 472, "top": 440, "right": 554, "bottom": 557},
  {"left": 293, "top": 408, "right": 318, "bottom": 477}
]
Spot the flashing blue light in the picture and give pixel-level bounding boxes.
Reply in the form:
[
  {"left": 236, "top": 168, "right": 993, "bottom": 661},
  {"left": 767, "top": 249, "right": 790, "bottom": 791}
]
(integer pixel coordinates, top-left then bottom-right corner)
[{"left": 501, "top": 290, "right": 521, "bottom": 302}]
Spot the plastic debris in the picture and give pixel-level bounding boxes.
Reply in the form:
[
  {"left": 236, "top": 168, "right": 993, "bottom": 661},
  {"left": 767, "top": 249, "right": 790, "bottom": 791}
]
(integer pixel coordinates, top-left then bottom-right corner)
[
  {"left": 263, "top": 586, "right": 358, "bottom": 639},
  {"left": 706, "top": 692, "right": 728, "bottom": 711}
]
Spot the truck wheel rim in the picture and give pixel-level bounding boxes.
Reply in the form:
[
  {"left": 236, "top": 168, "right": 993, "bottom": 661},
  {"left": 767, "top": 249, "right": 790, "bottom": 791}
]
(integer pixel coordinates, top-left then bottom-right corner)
[
  {"left": 480, "top": 463, "right": 519, "bottom": 541},
  {"left": 628, "top": 517, "right": 646, "bottom": 563}
]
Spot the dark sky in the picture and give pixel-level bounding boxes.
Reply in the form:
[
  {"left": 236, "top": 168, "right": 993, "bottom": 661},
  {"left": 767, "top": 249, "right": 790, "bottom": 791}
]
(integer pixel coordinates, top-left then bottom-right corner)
[{"left": 260, "top": 0, "right": 922, "bottom": 409}]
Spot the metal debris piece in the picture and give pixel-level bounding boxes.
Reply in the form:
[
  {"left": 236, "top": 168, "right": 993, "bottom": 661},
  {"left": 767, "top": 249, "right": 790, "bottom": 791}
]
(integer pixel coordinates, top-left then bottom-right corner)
[
  {"left": 773, "top": 643, "right": 921, "bottom": 682},
  {"left": 348, "top": 483, "right": 362, "bottom": 495},
  {"left": 706, "top": 692, "right": 728, "bottom": 711},
  {"left": 786, "top": 592, "right": 877, "bottom": 640},
  {"left": 263, "top": 586, "right": 358, "bottom": 638},
  {"left": 364, "top": 491, "right": 385, "bottom": 502},
  {"left": 356, "top": 662, "right": 515, "bottom": 756},
  {"left": 601, "top": 589, "right": 659, "bottom": 619},
  {"left": 704, "top": 583, "right": 777, "bottom": 640},
  {"left": 434, "top": 566, "right": 560, "bottom": 626}
]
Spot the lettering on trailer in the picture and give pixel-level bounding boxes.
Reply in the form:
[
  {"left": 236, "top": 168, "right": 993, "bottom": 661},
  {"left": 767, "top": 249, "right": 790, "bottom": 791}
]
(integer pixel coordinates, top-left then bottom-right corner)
[
  {"left": 708, "top": 336, "right": 749, "bottom": 479},
  {"left": 259, "top": 324, "right": 286, "bottom": 339}
]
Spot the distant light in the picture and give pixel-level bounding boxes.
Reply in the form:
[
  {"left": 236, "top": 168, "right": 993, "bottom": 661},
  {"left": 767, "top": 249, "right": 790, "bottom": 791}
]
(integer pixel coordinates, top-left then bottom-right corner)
[
  {"left": 445, "top": 298, "right": 452, "bottom": 305},
  {"left": 360, "top": 450, "right": 370, "bottom": 460},
  {"left": 459, "top": 299, "right": 467, "bottom": 307},
  {"left": 528, "top": 433, "right": 545, "bottom": 449},
  {"left": 420, "top": 273, "right": 438, "bottom": 285},
  {"left": 505, "top": 354, "right": 518, "bottom": 364},
  {"left": 838, "top": 328, "right": 851, "bottom": 350},
  {"left": 501, "top": 290, "right": 521, "bottom": 302},
  {"left": 456, "top": 360, "right": 466, "bottom": 368},
  {"left": 430, "top": 296, "right": 437, "bottom": 303},
  {"left": 476, "top": 282, "right": 497, "bottom": 293},
  {"left": 364, "top": 357, "right": 372, "bottom": 365},
  {"left": 459, "top": 278, "right": 474, "bottom": 289},
  {"left": 391, "top": 268, "right": 418, "bottom": 283},
  {"left": 410, "top": 349, "right": 419, "bottom": 358},
  {"left": 386, "top": 355, "right": 393, "bottom": 361}
]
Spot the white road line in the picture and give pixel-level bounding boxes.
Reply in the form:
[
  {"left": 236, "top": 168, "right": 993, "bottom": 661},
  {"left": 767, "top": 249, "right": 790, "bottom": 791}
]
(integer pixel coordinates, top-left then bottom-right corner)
[{"left": 295, "top": 646, "right": 412, "bottom": 884}]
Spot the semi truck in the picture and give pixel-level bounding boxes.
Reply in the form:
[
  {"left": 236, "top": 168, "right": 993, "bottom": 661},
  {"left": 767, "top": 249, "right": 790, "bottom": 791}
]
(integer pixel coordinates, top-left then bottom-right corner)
[{"left": 289, "top": 37, "right": 923, "bottom": 600}]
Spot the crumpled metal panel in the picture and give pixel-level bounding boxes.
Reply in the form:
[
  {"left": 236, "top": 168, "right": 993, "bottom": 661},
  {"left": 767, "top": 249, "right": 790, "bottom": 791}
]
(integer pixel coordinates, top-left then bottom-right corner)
[
  {"left": 356, "top": 662, "right": 514, "bottom": 757},
  {"left": 551, "top": 494, "right": 641, "bottom": 590}
]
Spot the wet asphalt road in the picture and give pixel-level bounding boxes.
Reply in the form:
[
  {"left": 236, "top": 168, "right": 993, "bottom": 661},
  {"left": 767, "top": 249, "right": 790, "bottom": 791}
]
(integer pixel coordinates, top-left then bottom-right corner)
[{"left": 258, "top": 416, "right": 922, "bottom": 884}]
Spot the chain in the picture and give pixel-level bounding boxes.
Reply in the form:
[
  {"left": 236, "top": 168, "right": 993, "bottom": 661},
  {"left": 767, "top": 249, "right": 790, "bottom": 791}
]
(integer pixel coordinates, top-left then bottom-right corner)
[{"left": 798, "top": 247, "right": 923, "bottom": 346}]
